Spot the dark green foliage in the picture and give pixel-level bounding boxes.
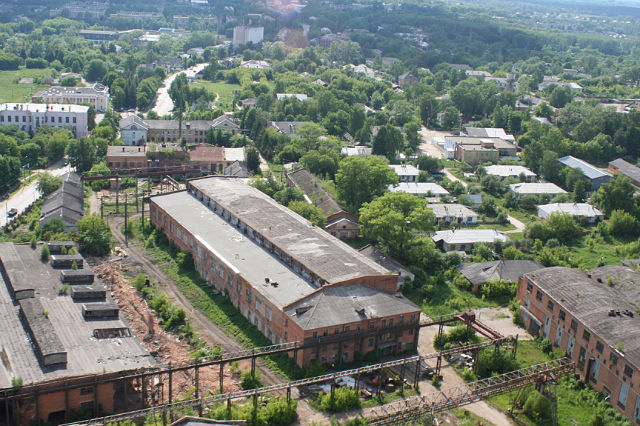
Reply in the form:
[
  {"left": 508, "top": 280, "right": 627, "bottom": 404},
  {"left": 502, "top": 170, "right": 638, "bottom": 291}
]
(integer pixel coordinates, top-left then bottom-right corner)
[
  {"left": 176, "top": 251, "right": 195, "bottom": 271},
  {"left": 523, "top": 390, "right": 552, "bottom": 421},
  {"left": 40, "top": 244, "right": 49, "bottom": 261},
  {"left": 434, "top": 324, "right": 479, "bottom": 350},
  {"left": 479, "top": 280, "right": 517, "bottom": 304},
  {"left": 240, "top": 369, "right": 262, "bottom": 390},
  {"left": 319, "top": 387, "right": 361, "bottom": 412},
  {"left": 75, "top": 214, "right": 112, "bottom": 257},
  {"left": 474, "top": 348, "right": 520, "bottom": 379}
]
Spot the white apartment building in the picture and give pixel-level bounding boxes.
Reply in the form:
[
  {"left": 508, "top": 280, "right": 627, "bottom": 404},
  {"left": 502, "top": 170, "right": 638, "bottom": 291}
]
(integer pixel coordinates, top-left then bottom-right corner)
[
  {"left": 0, "top": 103, "right": 89, "bottom": 137},
  {"left": 232, "top": 26, "right": 264, "bottom": 46},
  {"left": 32, "top": 83, "right": 110, "bottom": 112}
]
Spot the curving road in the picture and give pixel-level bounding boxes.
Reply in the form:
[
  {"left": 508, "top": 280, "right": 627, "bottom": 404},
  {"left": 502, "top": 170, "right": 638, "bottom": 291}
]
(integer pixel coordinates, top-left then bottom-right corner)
[
  {"left": 0, "top": 161, "right": 71, "bottom": 227},
  {"left": 151, "top": 63, "right": 209, "bottom": 117}
]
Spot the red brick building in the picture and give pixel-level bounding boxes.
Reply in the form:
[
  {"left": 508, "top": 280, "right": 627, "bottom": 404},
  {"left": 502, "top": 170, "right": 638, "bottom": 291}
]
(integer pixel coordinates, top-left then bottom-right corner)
[
  {"left": 517, "top": 266, "right": 640, "bottom": 423},
  {"left": 149, "top": 177, "right": 421, "bottom": 368}
]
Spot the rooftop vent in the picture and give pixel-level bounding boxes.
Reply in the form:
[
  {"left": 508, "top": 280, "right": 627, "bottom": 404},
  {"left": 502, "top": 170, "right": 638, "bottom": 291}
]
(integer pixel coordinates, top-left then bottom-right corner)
[
  {"left": 82, "top": 303, "right": 119, "bottom": 319},
  {"left": 355, "top": 307, "right": 366, "bottom": 316},
  {"left": 271, "top": 281, "right": 279, "bottom": 287}
]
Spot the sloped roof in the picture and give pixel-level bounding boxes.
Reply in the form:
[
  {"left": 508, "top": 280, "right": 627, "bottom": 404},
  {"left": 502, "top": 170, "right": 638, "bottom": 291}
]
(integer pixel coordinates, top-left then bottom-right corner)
[
  {"left": 432, "top": 229, "right": 509, "bottom": 245},
  {"left": 509, "top": 182, "right": 567, "bottom": 195},
  {"left": 610, "top": 158, "right": 640, "bottom": 183},
  {"left": 284, "top": 284, "right": 419, "bottom": 330},
  {"left": 558, "top": 155, "right": 612, "bottom": 180},
  {"left": 457, "top": 260, "right": 542, "bottom": 286},
  {"left": 388, "top": 182, "right": 448, "bottom": 196},
  {"left": 525, "top": 266, "right": 640, "bottom": 371},
  {"left": 538, "top": 203, "right": 604, "bottom": 218},
  {"left": 119, "top": 114, "right": 148, "bottom": 130},
  {"left": 427, "top": 203, "right": 477, "bottom": 218}
]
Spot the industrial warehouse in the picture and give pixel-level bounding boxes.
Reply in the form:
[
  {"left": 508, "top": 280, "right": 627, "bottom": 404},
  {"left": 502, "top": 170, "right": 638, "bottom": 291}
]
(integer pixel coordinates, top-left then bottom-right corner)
[
  {"left": 517, "top": 265, "right": 640, "bottom": 422},
  {"left": 149, "top": 177, "right": 422, "bottom": 367},
  {"left": 0, "top": 242, "right": 156, "bottom": 425}
]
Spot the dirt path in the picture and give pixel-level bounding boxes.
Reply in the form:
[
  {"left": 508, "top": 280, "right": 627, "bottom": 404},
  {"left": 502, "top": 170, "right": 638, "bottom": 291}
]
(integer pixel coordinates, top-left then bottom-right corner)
[
  {"left": 108, "top": 215, "right": 287, "bottom": 389},
  {"left": 444, "top": 168, "right": 468, "bottom": 188},
  {"left": 417, "top": 313, "right": 514, "bottom": 426}
]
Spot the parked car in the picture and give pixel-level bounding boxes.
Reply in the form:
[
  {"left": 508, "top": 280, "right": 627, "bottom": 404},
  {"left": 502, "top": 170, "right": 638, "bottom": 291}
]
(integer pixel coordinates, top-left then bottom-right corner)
[{"left": 7, "top": 208, "right": 17, "bottom": 217}]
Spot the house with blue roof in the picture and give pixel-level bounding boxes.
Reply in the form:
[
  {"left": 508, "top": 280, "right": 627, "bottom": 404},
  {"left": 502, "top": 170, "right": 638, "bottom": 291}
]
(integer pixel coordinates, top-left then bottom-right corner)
[{"left": 558, "top": 155, "right": 612, "bottom": 190}]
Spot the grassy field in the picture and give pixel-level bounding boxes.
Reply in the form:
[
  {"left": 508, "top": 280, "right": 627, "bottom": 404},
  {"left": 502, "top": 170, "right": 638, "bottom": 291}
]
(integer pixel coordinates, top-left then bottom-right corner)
[
  {"left": 0, "top": 68, "right": 54, "bottom": 103},
  {"left": 191, "top": 80, "right": 241, "bottom": 111}
]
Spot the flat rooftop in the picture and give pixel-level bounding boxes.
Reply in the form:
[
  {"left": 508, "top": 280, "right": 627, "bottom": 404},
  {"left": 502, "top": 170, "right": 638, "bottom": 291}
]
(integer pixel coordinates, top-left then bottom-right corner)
[
  {"left": 0, "top": 103, "right": 89, "bottom": 114},
  {"left": 525, "top": 266, "right": 640, "bottom": 370},
  {"left": 0, "top": 243, "right": 155, "bottom": 388},
  {"left": 151, "top": 191, "right": 317, "bottom": 308},
  {"left": 188, "top": 178, "right": 389, "bottom": 283}
]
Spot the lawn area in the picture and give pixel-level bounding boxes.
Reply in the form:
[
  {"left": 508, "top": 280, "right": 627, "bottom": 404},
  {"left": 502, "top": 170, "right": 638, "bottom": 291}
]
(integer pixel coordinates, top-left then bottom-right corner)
[
  {"left": 0, "top": 68, "right": 53, "bottom": 103},
  {"left": 568, "top": 234, "right": 626, "bottom": 269},
  {"left": 191, "top": 80, "right": 241, "bottom": 111}
]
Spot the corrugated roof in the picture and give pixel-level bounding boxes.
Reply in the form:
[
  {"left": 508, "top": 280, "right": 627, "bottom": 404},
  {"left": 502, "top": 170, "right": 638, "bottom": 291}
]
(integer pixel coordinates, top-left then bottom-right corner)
[
  {"left": 428, "top": 203, "right": 477, "bottom": 218},
  {"left": 432, "top": 229, "right": 509, "bottom": 245},
  {"left": 537, "top": 203, "right": 603, "bottom": 218},
  {"left": 457, "top": 260, "right": 542, "bottom": 286},
  {"left": 509, "top": 182, "right": 567, "bottom": 195},
  {"left": 485, "top": 165, "right": 536, "bottom": 178},
  {"left": 526, "top": 266, "right": 640, "bottom": 371},
  {"left": 558, "top": 155, "right": 612, "bottom": 180},
  {"left": 284, "top": 284, "right": 419, "bottom": 330},
  {"left": 610, "top": 158, "right": 640, "bottom": 183},
  {"left": 389, "top": 182, "right": 449, "bottom": 196},
  {"left": 188, "top": 178, "right": 389, "bottom": 283}
]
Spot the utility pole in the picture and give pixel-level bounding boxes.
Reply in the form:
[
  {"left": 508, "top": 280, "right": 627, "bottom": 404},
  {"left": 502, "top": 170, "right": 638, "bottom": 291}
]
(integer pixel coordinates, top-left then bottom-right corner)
[{"left": 124, "top": 193, "right": 128, "bottom": 247}]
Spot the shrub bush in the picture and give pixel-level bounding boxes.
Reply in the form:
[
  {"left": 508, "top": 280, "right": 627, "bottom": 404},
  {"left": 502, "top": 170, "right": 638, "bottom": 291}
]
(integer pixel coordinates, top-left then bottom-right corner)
[
  {"left": 523, "top": 390, "right": 551, "bottom": 421},
  {"left": 474, "top": 348, "right": 519, "bottom": 379},
  {"left": 40, "top": 244, "right": 49, "bottom": 261},
  {"left": 240, "top": 369, "right": 262, "bottom": 390},
  {"left": 177, "top": 251, "right": 195, "bottom": 271},
  {"left": 320, "top": 387, "right": 360, "bottom": 412}
]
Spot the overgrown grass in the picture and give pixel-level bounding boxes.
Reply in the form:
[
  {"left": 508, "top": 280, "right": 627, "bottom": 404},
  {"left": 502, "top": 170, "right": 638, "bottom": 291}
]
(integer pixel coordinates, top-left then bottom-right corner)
[
  {"left": 0, "top": 68, "right": 53, "bottom": 103},
  {"left": 191, "top": 80, "right": 241, "bottom": 111},
  {"left": 131, "top": 219, "right": 294, "bottom": 379}
]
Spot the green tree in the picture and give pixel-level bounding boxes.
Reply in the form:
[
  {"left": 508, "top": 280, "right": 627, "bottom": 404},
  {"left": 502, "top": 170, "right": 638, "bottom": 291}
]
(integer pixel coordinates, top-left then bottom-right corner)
[
  {"left": 288, "top": 201, "right": 327, "bottom": 228},
  {"left": 549, "top": 85, "right": 573, "bottom": 108},
  {"left": 372, "top": 124, "right": 403, "bottom": 160},
  {"left": 66, "top": 137, "right": 96, "bottom": 172},
  {"left": 75, "top": 214, "right": 112, "bottom": 256},
  {"left": 169, "top": 73, "right": 190, "bottom": 145},
  {"left": 608, "top": 209, "right": 639, "bottom": 237},
  {"left": 415, "top": 156, "right": 443, "bottom": 173},
  {"left": 45, "top": 130, "right": 71, "bottom": 162},
  {"left": 36, "top": 173, "right": 62, "bottom": 197},
  {"left": 404, "top": 120, "right": 421, "bottom": 151},
  {"left": 592, "top": 176, "right": 638, "bottom": 216},
  {"left": 246, "top": 147, "right": 260, "bottom": 174},
  {"left": 547, "top": 212, "right": 579, "bottom": 243},
  {"left": 539, "top": 150, "right": 561, "bottom": 183},
  {"left": 441, "top": 106, "right": 461, "bottom": 130},
  {"left": 335, "top": 156, "right": 397, "bottom": 212},
  {"left": 84, "top": 59, "right": 108, "bottom": 83},
  {"left": 360, "top": 191, "right": 435, "bottom": 257}
]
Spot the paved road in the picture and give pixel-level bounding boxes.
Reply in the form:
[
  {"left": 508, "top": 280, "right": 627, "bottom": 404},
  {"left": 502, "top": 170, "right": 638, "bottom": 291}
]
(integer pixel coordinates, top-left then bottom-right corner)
[
  {"left": 0, "top": 162, "right": 71, "bottom": 227},
  {"left": 151, "top": 63, "right": 208, "bottom": 117}
]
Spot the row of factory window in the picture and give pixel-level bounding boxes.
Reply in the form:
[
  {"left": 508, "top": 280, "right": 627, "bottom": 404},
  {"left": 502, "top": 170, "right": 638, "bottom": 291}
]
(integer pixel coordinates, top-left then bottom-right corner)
[{"left": 0, "top": 115, "right": 76, "bottom": 123}]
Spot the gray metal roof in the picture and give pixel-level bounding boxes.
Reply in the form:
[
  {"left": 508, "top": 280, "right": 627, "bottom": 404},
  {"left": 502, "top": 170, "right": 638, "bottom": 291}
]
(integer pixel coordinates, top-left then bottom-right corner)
[
  {"left": 526, "top": 266, "right": 640, "bottom": 371},
  {"left": 432, "top": 229, "right": 509, "bottom": 245},
  {"left": 0, "top": 243, "right": 155, "bottom": 388},
  {"left": 188, "top": 178, "right": 389, "bottom": 283},
  {"left": 284, "top": 284, "right": 420, "bottom": 330},
  {"left": 509, "top": 182, "right": 567, "bottom": 195},
  {"left": 457, "top": 260, "right": 542, "bottom": 286},
  {"left": 484, "top": 165, "right": 536, "bottom": 178},
  {"left": 150, "top": 191, "right": 317, "bottom": 308},
  {"left": 427, "top": 203, "right": 477, "bottom": 218},
  {"left": 537, "top": 203, "right": 604, "bottom": 218},
  {"left": 558, "top": 155, "right": 612, "bottom": 180},
  {"left": 388, "top": 182, "right": 449, "bottom": 196},
  {"left": 610, "top": 158, "right": 640, "bottom": 183}
]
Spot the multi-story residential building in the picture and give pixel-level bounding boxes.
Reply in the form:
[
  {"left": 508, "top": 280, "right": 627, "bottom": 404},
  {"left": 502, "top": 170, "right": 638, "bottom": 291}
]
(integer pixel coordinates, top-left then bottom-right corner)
[
  {"left": 517, "top": 266, "right": 640, "bottom": 424},
  {"left": 149, "top": 178, "right": 421, "bottom": 367},
  {"left": 78, "top": 29, "right": 118, "bottom": 44},
  {"left": 232, "top": 26, "right": 264, "bottom": 46},
  {"left": 32, "top": 83, "right": 110, "bottom": 112},
  {"left": 0, "top": 103, "right": 89, "bottom": 137},
  {"left": 444, "top": 136, "right": 517, "bottom": 164}
]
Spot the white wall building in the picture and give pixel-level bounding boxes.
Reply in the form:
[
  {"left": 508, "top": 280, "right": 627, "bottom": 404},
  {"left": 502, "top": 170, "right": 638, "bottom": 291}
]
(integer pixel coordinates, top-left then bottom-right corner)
[
  {"left": 32, "top": 83, "right": 110, "bottom": 112},
  {"left": 233, "top": 26, "right": 264, "bottom": 46},
  {"left": 428, "top": 204, "right": 478, "bottom": 225},
  {"left": 0, "top": 103, "right": 89, "bottom": 137},
  {"left": 537, "top": 203, "right": 604, "bottom": 224},
  {"left": 389, "top": 164, "right": 420, "bottom": 183},
  {"left": 119, "top": 115, "right": 149, "bottom": 146}
]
